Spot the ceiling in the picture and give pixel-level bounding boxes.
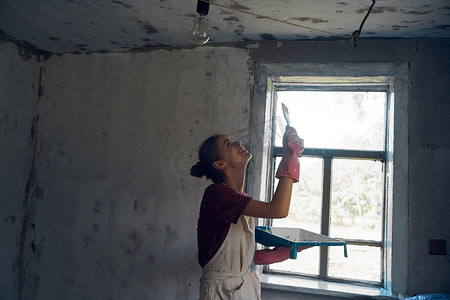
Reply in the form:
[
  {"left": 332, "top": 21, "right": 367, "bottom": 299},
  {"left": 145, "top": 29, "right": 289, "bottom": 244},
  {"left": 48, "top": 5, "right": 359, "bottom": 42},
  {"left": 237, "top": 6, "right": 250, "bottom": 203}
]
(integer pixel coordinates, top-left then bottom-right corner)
[{"left": 1, "top": 0, "right": 449, "bottom": 54}]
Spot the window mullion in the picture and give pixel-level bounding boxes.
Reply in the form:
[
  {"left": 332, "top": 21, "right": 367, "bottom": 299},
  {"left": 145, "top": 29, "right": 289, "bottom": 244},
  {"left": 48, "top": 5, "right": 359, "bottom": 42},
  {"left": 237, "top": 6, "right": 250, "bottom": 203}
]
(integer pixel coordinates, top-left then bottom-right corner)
[{"left": 319, "top": 157, "right": 333, "bottom": 279}]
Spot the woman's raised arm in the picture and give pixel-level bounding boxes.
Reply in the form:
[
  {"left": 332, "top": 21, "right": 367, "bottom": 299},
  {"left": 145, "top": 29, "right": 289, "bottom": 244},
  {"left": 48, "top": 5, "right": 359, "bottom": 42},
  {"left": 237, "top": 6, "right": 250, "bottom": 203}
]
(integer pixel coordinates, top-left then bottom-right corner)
[
  {"left": 242, "top": 177, "right": 293, "bottom": 218},
  {"left": 243, "top": 127, "right": 304, "bottom": 219}
]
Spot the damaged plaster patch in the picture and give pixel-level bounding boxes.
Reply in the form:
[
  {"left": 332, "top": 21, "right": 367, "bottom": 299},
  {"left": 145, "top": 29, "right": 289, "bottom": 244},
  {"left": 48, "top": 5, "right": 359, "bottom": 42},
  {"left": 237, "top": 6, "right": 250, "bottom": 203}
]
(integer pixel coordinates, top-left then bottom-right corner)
[
  {"left": 164, "top": 226, "right": 178, "bottom": 241},
  {"left": 402, "top": 20, "right": 423, "bottom": 24},
  {"left": 83, "top": 236, "right": 95, "bottom": 248},
  {"left": 111, "top": 0, "right": 132, "bottom": 9},
  {"left": 223, "top": 16, "right": 241, "bottom": 23},
  {"left": 219, "top": 8, "right": 231, "bottom": 15},
  {"left": 33, "top": 186, "right": 44, "bottom": 199},
  {"left": 93, "top": 202, "right": 102, "bottom": 214},
  {"left": 234, "top": 25, "right": 246, "bottom": 36},
  {"left": 162, "top": 226, "right": 180, "bottom": 249},
  {"left": 6, "top": 215, "right": 16, "bottom": 224},
  {"left": 392, "top": 25, "right": 409, "bottom": 30},
  {"left": 435, "top": 24, "right": 450, "bottom": 30},
  {"left": 401, "top": 9, "right": 431, "bottom": 15},
  {"left": 121, "top": 228, "right": 143, "bottom": 255},
  {"left": 245, "top": 42, "right": 260, "bottom": 49},
  {"left": 76, "top": 44, "right": 87, "bottom": 51},
  {"left": 357, "top": 6, "right": 397, "bottom": 13},
  {"left": 295, "top": 34, "right": 311, "bottom": 39},
  {"left": 142, "top": 23, "right": 158, "bottom": 34},
  {"left": 260, "top": 33, "right": 276, "bottom": 40},
  {"left": 229, "top": 3, "right": 250, "bottom": 10},
  {"left": 291, "top": 17, "right": 329, "bottom": 24}
]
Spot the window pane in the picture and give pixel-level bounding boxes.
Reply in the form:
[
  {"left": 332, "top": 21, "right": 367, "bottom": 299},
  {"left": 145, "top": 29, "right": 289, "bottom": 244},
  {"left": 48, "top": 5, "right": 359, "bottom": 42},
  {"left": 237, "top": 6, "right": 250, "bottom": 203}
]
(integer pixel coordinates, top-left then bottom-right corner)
[
  {"left": 328, "top": 245, "right": 381, "bottom": 282},
  {"left": 272, "top": 157, "right": 322, "bottom": 233},
  {"left": 330, "top": 159, "right": 384, "bottom": 241},
  {"left": 275, "top": 91, "right": 386, "bottom": 150},
  {"left": 269, "top": 245, "right": 320, "bottom": 276}
]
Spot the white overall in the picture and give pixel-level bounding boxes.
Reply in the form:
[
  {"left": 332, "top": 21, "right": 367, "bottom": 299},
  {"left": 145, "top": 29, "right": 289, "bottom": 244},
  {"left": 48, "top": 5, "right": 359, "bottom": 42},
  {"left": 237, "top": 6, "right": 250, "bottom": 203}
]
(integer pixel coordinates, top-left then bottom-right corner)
[{"left": 199, "top": 215, "right": 261, "bottom": 300}]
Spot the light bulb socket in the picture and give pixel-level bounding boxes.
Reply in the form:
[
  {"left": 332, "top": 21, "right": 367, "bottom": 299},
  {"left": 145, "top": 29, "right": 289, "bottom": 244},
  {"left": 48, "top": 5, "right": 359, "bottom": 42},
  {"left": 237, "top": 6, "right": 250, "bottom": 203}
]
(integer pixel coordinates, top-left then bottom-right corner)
[{"left": 196, "top": 0, "right": 209, "bottom": 16}]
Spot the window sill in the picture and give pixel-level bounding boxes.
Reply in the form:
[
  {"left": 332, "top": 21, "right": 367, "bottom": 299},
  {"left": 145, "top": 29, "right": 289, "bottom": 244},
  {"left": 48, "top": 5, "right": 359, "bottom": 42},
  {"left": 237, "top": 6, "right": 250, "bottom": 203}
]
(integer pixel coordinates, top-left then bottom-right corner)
[{"left": 260, "top": 274, "right": 398, "bottom": 299}]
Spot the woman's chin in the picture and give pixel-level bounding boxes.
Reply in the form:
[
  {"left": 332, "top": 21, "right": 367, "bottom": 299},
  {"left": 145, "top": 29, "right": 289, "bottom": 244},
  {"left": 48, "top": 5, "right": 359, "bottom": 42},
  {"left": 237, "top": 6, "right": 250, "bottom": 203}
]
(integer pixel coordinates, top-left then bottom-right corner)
[{"left": 244, "top": 152, "right": 252, "bottom": 162}]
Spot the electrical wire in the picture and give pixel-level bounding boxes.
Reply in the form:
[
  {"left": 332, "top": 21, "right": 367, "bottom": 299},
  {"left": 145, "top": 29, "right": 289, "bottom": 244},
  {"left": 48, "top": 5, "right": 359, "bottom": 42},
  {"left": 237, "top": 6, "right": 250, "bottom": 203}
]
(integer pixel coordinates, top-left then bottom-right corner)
[
  {"left": 198, "top": 0, "right": 376, "bottom": 43},
  {"left": 350, "top": 0, "right": 376, "bottom": 46}
]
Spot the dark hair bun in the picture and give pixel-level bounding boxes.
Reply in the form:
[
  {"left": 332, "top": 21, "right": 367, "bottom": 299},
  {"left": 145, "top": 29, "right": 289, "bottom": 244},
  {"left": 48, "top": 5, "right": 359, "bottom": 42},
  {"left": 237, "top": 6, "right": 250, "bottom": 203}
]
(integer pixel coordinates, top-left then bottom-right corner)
[{"left": 190, "top": 162, "right": 206, "bottom": 178}]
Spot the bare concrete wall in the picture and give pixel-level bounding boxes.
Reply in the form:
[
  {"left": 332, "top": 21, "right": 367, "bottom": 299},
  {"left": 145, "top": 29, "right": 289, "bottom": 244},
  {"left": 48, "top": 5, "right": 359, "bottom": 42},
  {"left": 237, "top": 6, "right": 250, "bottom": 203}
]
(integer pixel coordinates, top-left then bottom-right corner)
[
  {"left": 406, "top": 40, "right": 450, "bottom": 293},
  {"left": 0, "top": 38, "right": 449, "bottom": 300},
  {"left": 0, "top": 42, "right": 42, "bottom": 299},
  {"left": 18, "top": 46, "right": 253, "bottom": 299}
]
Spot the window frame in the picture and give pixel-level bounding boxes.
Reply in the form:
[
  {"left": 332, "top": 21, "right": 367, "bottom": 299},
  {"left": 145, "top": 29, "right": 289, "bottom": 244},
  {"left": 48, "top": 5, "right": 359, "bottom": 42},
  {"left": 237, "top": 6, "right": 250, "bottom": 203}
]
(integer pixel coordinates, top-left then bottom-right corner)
[
  {"left": 247, "top": 62, "right": 410, "bottom": 296},
  {"left": 266, "top": 84, "right": 390, "bottom": 286}
]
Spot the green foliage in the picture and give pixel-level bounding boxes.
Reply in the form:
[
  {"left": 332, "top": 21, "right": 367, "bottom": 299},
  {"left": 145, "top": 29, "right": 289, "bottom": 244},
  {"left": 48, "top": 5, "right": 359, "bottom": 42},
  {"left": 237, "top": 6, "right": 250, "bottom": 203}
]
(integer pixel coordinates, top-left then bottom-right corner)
[
  {"left": 331, "top": 160, "right": 382, "bottom": 227},
  {"left": 288, "top": 159, "right": 382, "bottom": 230}
]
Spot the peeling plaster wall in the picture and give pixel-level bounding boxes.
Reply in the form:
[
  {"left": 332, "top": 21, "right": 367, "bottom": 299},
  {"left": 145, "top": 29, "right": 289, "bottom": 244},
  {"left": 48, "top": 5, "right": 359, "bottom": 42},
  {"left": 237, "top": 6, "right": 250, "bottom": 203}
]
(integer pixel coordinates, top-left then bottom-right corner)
[
  {"left": 406, "top": 40, "right": 450, "bottom": 293},
  {"left": 0, "top": 41, "right": 41, "bottom": 300},
  {"left": 15, "top": 46, "right": 253, "bottom": 300},
  {"left": 0, "top": 38, "right": 449, "bottom": 300}
]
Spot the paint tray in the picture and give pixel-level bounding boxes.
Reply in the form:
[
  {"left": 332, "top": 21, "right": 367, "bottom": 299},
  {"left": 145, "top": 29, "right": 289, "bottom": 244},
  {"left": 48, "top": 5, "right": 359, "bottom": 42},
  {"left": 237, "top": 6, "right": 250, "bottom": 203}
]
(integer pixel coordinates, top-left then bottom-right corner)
[{"left": 255, "top": 226, "right": 348, "bottom": 259}]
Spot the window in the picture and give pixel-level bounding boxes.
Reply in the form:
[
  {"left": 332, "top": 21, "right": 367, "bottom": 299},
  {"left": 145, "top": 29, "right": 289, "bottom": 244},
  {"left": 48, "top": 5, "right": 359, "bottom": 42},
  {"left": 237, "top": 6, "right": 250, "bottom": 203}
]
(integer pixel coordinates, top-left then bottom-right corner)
[
  {"left": 268, "top": 88, "right": 389, "bottom": 286},
  {"left": 247, "top": 63, "right": 410, "bottom": 296}
]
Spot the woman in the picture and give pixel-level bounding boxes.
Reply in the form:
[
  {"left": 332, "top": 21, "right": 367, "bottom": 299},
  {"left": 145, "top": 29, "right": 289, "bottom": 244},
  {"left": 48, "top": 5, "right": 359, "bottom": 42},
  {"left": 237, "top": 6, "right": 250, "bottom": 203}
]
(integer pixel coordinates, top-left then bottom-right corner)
[{"left": 190, "top": 127, "right": 305, "bottom": 300}]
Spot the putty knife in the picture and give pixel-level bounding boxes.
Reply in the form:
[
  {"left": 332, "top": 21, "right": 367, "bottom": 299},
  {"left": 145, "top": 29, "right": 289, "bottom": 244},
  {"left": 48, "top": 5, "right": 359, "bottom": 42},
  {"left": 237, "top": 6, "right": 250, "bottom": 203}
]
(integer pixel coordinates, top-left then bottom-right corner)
[{"left": 281, "top": 103, "right": 290, "bottom": 127}]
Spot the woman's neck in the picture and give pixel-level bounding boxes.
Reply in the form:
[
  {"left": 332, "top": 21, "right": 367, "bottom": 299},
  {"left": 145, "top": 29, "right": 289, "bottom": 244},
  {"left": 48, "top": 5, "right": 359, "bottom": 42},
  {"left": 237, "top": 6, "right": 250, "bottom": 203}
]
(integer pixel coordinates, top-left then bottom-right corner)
[{"left": 223, "top": 171, "right": 246, "bottom": 194}]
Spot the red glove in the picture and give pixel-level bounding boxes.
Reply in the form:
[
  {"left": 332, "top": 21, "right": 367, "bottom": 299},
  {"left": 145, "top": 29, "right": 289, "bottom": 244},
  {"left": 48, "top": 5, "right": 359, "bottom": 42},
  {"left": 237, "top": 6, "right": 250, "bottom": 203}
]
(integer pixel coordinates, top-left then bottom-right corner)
[
  {"left": 254, "top": 246, "right": 310, "bottom": 265},
  {"left": 275, "top": 127, "right": 304, "bottom": 183}
]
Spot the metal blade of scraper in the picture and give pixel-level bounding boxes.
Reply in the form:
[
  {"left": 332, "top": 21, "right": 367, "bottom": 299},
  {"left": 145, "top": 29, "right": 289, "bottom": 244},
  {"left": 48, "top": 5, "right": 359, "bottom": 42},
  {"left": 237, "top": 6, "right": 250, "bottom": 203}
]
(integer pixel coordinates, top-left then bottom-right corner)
[{"left": 281, "top": 103, "right": 290, "bottom": 127}]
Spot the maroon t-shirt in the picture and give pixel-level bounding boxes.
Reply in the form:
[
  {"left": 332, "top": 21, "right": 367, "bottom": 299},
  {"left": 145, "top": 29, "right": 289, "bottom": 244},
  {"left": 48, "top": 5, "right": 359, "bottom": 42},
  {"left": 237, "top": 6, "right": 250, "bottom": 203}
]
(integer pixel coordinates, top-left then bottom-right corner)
[{"left": 197, "top": 183, "right": 253, "bottom": 267}]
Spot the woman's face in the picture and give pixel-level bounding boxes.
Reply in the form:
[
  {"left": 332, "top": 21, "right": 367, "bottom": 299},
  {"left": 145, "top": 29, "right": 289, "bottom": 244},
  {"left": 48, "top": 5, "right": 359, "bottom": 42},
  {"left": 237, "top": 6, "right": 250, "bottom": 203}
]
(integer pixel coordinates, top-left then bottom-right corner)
[{"left": 215, "top": 135, "right": 252, "bottom": 169}]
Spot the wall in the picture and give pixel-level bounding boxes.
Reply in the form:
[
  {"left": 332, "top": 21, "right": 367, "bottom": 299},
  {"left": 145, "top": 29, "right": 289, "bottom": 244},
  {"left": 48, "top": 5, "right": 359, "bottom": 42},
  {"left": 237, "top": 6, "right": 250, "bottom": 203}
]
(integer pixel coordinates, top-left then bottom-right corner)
[
  {"left": 0, "top": 38, "right": 449, "bottom": 299},
  {"left": 32, "top": 47, "right": 252, "bottom": 300},
  {"left": 0, "top": 42, "right": 41, "bottom": 300},
  {"left": 407, "top": 40, "right": 450, "bottom": 293},
  {"left": 250, "top": 39, "right": 450, "bottom": 298},
  {"left": 1, "top": 42, "right": 254, "bottom": 299}
]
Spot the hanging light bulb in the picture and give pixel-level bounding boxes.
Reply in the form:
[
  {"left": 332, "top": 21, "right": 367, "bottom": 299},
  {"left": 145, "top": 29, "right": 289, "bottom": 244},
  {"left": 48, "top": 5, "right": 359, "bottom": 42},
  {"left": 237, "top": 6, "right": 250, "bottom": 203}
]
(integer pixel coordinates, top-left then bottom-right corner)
[
  {"left": 189, "top": 13, "right": 210, "bottom": 45},
  {"left": 189, "top": 0, "right": 210, "bottom": 45}
]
